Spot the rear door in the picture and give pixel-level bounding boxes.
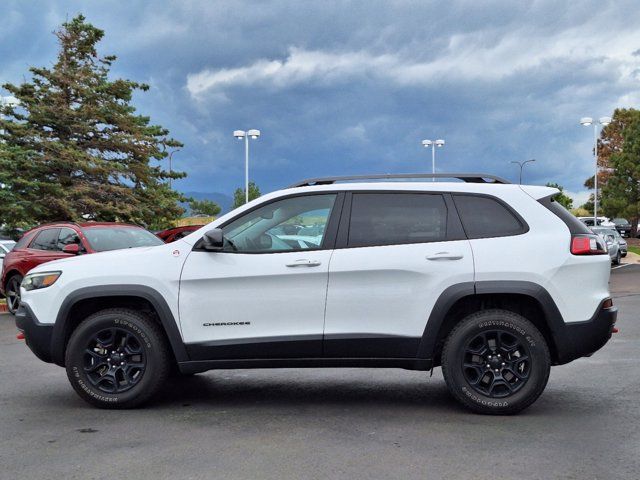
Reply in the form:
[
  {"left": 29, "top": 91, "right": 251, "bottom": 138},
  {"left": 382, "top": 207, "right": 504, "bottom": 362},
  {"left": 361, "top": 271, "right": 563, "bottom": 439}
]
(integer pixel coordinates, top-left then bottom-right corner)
[
  {"left": 26, "top": 228, "right": 65, "bottom": 267},
  {"left": 323, "top": 191, "right": 474, "bottom": 358}
]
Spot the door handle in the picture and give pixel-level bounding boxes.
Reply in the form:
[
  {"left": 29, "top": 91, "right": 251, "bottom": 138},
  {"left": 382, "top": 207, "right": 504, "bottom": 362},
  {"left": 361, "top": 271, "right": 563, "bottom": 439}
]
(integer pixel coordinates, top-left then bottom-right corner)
[
  {"left": 426, "top": 252, "right": 464, "bottom": 261},
  {"left": 286, "top": 259, "right": 322, "bottom": 267}
]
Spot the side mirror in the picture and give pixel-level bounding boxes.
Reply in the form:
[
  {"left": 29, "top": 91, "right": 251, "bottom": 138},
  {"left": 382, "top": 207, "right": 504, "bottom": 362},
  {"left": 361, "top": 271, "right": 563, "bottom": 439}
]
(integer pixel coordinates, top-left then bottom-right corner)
[
  {"left": 202, "top": 228, "right": 224, "bottom": 251},
  {"left": 62, "top": 244, "right": 80, "bottom": 254}
]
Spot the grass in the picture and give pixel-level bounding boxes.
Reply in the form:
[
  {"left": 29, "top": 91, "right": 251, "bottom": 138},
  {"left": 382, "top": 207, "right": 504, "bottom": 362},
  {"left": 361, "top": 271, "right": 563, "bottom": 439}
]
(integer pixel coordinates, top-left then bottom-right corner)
[{"left": 628, "top": 245, "right": 640, "bottom": 256}]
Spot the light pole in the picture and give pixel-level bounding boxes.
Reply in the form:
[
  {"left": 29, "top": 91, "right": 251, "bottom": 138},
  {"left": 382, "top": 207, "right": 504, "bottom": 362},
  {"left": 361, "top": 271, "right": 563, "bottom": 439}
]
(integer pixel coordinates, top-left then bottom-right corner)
[
  {"left": 510, "top": 159, "right": 536, "bottom": 184},
  {"left": 580, "top": 116, "right": 611, "bottom": 224},
  {"left": 233, "top": 129, "right": 260, "bottom": 203},
  {"left": 421, "top": 138, "right": 445, "bottom": 181},
  {"left": 167, "top": 149, "right": 181, "bottom": 189}
]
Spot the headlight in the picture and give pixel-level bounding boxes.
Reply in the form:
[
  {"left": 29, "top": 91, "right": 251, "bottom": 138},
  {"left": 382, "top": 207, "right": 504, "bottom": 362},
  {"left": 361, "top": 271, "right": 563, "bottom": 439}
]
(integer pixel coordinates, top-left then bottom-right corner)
[{"left": 22, "top": 271, "right": 61, "bottom": 291}]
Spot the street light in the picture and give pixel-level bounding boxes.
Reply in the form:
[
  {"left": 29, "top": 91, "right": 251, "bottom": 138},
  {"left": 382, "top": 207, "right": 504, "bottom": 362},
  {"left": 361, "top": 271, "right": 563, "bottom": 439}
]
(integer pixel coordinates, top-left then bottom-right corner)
[
  {"left": 234, "top": 129, "right": 261, "bottom": 204},
  {"left": 510, "top": 159, "right": 536, "bottom": 184},
  {"left": 167, "top": 149, "right": 181, "bottom": 189},
  {"left": 580, "top": 116, "right": 611, "bottom": 224},
  {"left": 421, "top": 138, "right": 445, "bottom": 181}
]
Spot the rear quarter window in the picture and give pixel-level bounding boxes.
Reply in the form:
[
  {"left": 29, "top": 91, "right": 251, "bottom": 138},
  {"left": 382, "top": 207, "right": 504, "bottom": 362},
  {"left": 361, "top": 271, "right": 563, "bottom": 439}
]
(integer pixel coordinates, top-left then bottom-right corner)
[
  {"left": 14, "top": 232, "right": 35, "bottom": 249},
  {"left": 453, "top": 194, "right": 527, "bottom": 239},
  {"left": 538, "top": 195, "right": 591, "bottom": 234}
]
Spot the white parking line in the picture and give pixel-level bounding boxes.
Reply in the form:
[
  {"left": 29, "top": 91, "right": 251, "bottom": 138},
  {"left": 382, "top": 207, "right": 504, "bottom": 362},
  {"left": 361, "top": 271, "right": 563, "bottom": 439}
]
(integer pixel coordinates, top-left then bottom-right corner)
[{"left": 612, "top": 263, "right": 633, "bottom": 270}]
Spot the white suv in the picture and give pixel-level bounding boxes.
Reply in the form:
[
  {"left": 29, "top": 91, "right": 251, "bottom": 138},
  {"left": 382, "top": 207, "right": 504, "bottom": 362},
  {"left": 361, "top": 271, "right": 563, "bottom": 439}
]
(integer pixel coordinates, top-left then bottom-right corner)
[{"left": 15, "top": 173, "right": 617, "bottom": 414}]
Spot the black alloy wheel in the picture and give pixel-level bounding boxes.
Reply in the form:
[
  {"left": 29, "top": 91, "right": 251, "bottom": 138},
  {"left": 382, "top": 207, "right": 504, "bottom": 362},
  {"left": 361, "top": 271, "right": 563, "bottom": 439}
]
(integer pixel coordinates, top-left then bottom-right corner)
[
  {"left": 83, "top": 327, "right": 147, "bottom": 394},
  {"left": 462, "top": 330, "right": 531, "bottom": 398}
]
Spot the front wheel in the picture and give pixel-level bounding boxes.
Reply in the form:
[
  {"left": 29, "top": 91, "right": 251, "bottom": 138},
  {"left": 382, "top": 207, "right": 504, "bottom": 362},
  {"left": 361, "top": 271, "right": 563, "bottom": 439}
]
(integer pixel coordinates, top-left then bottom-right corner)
[
  {"left": 65, "top": 308, "right": 172, "bottom": 408},
  {"left": 441, "top": 309, "right": 550, "bottom": 415},
  {"left": 614, "top": 251, "right": 621, "bottom": 265},
  {"left": 5, "top": 274, "right": 23, "bottom": 315}
]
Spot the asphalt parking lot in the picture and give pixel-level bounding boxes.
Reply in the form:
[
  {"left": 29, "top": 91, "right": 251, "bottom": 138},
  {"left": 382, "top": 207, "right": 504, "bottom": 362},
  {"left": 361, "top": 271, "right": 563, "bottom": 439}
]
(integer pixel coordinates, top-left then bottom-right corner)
[{"left": 1, "top": 267, "right": 638, "bottom": 480}]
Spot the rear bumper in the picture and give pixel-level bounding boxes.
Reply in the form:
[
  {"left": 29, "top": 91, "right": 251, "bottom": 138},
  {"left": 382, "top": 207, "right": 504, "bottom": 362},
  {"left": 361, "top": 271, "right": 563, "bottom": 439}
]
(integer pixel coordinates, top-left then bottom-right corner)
[
  {"left": 554, "top": 299, "right": 617, "bottom": 365},
  {"left": 15, "top": 303, "right": 54, "bottom": 364}
]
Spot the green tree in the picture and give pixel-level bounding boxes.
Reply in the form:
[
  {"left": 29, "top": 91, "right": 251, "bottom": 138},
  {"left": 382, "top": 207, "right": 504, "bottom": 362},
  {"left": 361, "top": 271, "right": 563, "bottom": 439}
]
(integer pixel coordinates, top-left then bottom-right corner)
[
  {"left": 188, "top": 198, "right": 221, "bottom": 217},
  {"left": 583, "top": 109, "right": 639, "bottom": 207},
  {"left": 546, "top": 182, "right": 573, "bottom": 209},
  {"left": 232, "top": 181, "right": 261, "bottom": 209},
  {"left": 0, "top": 15, "right": 185, "bottom": 231},
  {"left": 600, "top": 109, "right": 640, "bottom": 236}
]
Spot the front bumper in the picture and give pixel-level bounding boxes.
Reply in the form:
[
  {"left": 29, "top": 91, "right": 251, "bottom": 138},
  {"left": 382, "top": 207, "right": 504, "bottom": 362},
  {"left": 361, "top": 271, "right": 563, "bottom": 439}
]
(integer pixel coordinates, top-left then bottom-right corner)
[
  {"left": 554, "top": 300, "right": 617, "bottom": 365},
  {"left": 15, "top": 303, "right": 54, "bottom": 363}
]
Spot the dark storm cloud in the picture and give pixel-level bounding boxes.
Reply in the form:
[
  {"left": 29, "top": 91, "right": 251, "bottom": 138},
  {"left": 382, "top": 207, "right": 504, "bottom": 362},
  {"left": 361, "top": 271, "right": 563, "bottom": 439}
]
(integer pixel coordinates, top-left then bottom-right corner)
[{"left": 2, "top": 0, "right": 640, "bottom": 202}]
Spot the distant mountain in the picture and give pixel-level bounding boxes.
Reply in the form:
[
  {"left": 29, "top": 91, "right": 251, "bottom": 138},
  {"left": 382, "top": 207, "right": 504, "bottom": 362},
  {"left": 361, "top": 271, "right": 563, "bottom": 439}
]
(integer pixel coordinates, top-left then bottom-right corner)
[{"left": 180, "top": 191, "right": 234, "bottom": 216}]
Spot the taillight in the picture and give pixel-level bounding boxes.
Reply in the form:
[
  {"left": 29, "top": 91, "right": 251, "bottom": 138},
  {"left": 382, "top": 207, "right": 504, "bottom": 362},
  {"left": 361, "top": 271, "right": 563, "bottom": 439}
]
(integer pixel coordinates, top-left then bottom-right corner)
[{"left": 571, "top": 234, "right": 607, "bottom": 255}]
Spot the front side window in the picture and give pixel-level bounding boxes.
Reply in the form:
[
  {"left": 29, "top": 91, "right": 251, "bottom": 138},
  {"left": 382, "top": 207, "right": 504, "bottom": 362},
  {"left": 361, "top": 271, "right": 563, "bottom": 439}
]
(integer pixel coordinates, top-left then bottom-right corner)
[
  {"left": 453, "top": 194, "right": 526, "bottom": 239},
  {"left": 57, "top": 228, "right": 83, "bottom": 250},
  {"left": 30, "top": 228, "right": 61, "bottom": 251},
  {"left": 221, "top": 194, "right": 337, "bottom": 253},
  {"left": 347, "top": 193, "right": 447, "bottom": 247}
]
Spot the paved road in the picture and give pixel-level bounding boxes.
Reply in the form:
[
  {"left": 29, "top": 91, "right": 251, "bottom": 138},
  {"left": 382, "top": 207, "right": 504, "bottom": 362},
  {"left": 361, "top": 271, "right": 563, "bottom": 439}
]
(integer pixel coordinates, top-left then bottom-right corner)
[{"left": 1, "top": 267, "right": 639, "bottom": 479}]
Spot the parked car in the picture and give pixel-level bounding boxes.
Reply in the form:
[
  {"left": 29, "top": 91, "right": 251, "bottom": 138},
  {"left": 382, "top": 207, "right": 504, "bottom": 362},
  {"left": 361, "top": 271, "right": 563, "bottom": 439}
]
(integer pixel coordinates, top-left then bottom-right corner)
[
  {"left": 611, "top": 218, "right": 632, "bottom": 237},
  {"left": 1, "top": 222, "right": 163, "bottom": 314},
  {"left": 0, "top": 239, "right": 16, "bottom": 274},
  {"left": 591, "top": 227, "right": 623, "bottom": 265},
  {"left": 578, "top": 216, "right": 615, "bottom": 228},
  {"left": 15, "top": 173, "right": 617, "bottom": 414},
  {"left": 156, "top": 225, "right": 204, "bottom": 243}
]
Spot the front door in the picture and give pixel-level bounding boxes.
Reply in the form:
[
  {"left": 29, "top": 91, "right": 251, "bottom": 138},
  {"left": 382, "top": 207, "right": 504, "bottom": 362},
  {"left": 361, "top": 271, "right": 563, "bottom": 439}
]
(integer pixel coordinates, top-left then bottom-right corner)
[{"left": 179, "top": 193, "right": 342, "bottom": 360}]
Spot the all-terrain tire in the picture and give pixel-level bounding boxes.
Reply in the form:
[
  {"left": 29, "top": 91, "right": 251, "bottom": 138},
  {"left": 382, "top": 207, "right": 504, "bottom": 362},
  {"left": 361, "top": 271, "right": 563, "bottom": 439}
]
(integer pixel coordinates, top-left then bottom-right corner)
[
  {"left": 441, "top": 309, "right": 550, "bottom": 415},
  {"left": 65, "top": 308, "right": 171, "bottom": 409}
]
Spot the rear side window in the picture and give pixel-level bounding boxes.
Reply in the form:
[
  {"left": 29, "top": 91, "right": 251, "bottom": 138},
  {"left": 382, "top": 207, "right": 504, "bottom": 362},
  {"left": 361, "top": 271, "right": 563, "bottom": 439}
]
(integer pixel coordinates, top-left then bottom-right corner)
[
  {"left": 348, "top": 193, "right": 447, "bottom": 247},
  {"left": 30, "top": 228, "right": 61, "bottom": 251},
  {"left": 453, "top": 195, "right": 526, "bottom": 239}
]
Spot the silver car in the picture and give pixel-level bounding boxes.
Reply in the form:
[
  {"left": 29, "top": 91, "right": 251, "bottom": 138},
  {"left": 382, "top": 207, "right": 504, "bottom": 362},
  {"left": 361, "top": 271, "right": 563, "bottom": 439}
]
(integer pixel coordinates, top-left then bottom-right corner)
[
  {"left": 591, "top": 227, "right": 623, "bottom": 265},
  {"left": 0, "top": 239, "right": 16, "bottom": 269}
]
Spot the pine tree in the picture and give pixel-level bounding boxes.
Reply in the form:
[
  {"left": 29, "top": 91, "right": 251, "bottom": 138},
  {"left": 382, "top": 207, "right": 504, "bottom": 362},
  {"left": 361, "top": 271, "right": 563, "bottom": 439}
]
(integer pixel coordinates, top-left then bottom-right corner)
[{"left": 0, "top": 15, "right": 185, "bottom": 231}]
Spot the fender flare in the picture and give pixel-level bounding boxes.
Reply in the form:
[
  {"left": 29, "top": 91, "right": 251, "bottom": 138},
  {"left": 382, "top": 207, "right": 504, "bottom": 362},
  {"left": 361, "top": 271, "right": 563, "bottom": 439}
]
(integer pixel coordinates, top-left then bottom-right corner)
[
  {"left": 50, "top": 285, "right": 189, "bottom": 366},
  {"left": 416, "top": 281, "right": 567, "bottom": 361}
]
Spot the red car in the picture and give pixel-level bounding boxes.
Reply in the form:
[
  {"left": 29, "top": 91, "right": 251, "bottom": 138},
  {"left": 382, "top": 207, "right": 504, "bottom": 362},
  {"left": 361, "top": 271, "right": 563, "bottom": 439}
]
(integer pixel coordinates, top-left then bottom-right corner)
[
  {"left": 155, "top": 225, "right": 203, "bottom": 243},
  {"left": 1, "top": 221, "right": 164, "bottom": 314}
]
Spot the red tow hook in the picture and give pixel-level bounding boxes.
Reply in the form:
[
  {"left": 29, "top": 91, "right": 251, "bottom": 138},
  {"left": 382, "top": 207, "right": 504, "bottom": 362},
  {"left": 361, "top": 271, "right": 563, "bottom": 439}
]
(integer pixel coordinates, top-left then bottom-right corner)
[
  {"left": 612, "top": 327, "right": 619, "bottom": 334},
  {"left": 16, "top": 332, "right": 25, "bottom": 340}
]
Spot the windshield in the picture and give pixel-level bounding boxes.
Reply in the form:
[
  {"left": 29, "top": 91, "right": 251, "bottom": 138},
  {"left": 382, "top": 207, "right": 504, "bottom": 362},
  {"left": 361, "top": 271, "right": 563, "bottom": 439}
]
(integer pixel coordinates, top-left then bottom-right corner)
[
  {"left": 613, "top": 218, "right": 629, "bottom": 225},
  {"left": 82, "top": 227, "right": 164, "bottom": 252}
]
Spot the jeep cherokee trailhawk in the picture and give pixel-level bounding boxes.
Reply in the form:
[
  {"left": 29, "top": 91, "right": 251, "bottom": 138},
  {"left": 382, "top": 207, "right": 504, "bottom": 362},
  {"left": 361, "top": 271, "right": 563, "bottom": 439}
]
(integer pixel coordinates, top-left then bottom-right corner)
[{"left": 15, "top": 173, "right": 617, "bottom": 414}]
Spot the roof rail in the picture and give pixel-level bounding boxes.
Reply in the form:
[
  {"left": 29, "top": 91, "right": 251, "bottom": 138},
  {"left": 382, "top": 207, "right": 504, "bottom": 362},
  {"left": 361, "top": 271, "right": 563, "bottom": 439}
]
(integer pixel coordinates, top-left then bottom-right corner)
[{"left": 288, "top": 173, "right": 511, "bottom": 188}]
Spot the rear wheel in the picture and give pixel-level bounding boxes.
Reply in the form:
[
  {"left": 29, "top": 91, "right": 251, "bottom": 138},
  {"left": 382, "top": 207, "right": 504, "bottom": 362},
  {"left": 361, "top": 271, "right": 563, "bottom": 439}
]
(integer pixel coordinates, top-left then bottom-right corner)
[
  {"left": 441, "top": 309, "right": 550, "bottom": 415},
  {"left": 5, "top": 274, "right": 23, "bottom": 315},
  {"left": 65, "top": 308, "right": 171, "bottom": 408}
]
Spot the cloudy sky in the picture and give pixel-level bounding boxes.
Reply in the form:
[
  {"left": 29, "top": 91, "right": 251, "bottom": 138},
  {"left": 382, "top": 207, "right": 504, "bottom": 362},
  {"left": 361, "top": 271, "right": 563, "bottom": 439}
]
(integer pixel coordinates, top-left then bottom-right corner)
[{"left": 2, "top": 0, "right": 640, "bottom": 205}]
